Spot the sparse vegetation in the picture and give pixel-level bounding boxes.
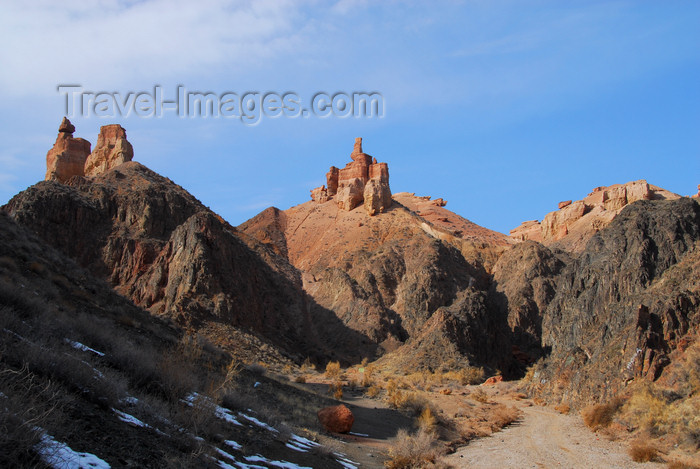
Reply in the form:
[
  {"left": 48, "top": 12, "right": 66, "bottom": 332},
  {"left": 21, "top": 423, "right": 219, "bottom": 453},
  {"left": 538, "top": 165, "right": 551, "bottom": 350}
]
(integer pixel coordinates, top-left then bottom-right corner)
[
  {"left": 385, "top": 429, "right": 448, "bottom": 469},
  {"left": 581, "top": 399, "right": 623, "bottom": 430},
  {"left": 628, "top": 441, "right": 659, "bottom": 462},
  {"left": 325, "top": 361, "right": 341, "bottom": 379}
]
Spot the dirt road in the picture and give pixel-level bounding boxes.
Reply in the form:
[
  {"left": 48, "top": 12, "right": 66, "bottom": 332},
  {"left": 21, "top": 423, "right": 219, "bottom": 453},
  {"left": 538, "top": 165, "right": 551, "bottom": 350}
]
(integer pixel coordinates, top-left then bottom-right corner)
[{"left": 445, "top": 403, "right": 663, "bottom": 469}]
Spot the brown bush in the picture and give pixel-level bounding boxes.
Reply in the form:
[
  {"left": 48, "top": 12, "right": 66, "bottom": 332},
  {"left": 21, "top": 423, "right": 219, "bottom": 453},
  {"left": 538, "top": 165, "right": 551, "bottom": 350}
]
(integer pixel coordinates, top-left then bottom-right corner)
[
  {"left": 366, "top": 385, "right": 382, "bottom": 398},
  {"left": 628, "top": 441, "right": 658, "bottom": 462},
  {"left": 385, "top": 429, "right": 448, "bottom": 469},
  {"left": 325, "top": 361, "right": 341, "bottom": 379},
  {"left": 491, "top": 405, "right": 520, "bottom": 428},
  {"left": 470, "top": 388, "right": 489, "bottom": 403},
  {"left": 581, "top": 399, "right": 623, "bottom": 430},
  {"left": 554, "top": 403, "right": 570, "bottom": 414}
]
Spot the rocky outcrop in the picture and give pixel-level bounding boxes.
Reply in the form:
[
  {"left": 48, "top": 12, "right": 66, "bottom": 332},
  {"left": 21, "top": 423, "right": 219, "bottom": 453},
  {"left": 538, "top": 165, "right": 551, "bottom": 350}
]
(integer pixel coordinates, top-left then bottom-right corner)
[
  {"left": 311, "top": 138, "right": 392, "bottom": 216},
  {"left": 509, "top": 180, "right": 680, "bottom": 252},
  {"left": 524, "top": 198, "right": 700, "bottom": 406},
  {"left": 45, "top": 119, "right": 134, "bottom": 183},
  {"left": 84, "top": 124, "right": 134, "bottom": 176},
  {"left": 317, "top": 405, "right": 354, "bottom": 433},
  {"left": 45, "top": 117, "right": 91, "bottom": 183}
]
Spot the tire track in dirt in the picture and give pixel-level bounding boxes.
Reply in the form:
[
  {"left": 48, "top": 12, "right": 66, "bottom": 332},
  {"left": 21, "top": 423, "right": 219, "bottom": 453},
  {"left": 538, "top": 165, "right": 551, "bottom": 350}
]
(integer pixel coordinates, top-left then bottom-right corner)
[{"left": 445, "top": 402, "right": 664, "bottom": 469}]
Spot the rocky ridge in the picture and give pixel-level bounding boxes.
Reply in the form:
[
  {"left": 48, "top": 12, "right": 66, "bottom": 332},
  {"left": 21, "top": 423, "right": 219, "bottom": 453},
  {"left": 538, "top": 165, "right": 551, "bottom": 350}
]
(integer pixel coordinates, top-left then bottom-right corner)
[{"left": 510, "top": 180, "right": 680, "bottom": 252}]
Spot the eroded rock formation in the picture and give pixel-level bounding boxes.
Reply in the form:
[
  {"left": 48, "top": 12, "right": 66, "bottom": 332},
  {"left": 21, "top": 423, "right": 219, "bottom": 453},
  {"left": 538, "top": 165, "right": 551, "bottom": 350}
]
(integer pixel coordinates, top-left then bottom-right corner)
[
  {"left": 45, "top": 117, "right": 91, "bottom": 183},
  {"left": 84, "top": 124, "right": 134, "bottom": 176},
  {"left": 310, "top": 138, "right": 392, "bottom": 216},
  {"left": 45, "top": 119, "right": 134, "bottom": 183},
  {"left": 510, "top": 180, "right": 680, "bottom": 251}
]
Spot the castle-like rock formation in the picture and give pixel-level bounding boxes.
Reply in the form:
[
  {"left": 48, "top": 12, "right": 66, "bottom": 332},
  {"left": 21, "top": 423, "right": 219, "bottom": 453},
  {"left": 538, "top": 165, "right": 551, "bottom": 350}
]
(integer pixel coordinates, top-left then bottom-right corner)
[
  {"left": 310, "top": 138, "right": 392, "bottom": 216},
  {"left": 45, "top": 118, "right": 133, "bottom": 183}
]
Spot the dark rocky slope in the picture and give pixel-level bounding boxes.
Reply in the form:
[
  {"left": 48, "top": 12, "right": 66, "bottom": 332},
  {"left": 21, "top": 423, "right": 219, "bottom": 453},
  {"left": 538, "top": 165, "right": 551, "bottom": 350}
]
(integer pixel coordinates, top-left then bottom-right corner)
[
  {"left": 3, "top": 162, "right": 373, "bottom": 362},
  {"left": 495, "top": 198, "right": 700, "bottom": 405}
]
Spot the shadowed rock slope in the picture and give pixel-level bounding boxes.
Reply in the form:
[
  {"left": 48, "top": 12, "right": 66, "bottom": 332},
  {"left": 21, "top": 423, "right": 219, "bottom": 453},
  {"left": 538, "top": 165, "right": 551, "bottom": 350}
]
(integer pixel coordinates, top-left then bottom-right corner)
[
  {"left": 496, "top": 197, "right": 700, "bottom": 406},
  {"left": 3, "top": 161, "right": 374, "bottom": 363}
]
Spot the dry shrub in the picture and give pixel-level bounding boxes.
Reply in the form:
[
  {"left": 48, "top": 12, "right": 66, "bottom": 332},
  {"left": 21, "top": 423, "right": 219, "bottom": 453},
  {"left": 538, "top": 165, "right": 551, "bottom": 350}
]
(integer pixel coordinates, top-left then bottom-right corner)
[
  {"left": 458, "top": 366, "right": 485, "bottom": 385},
  {"left": 329, "top": 381, "right": 343, "bottom": 400},
  {"left": 366, "top": 385, "right": 382, "bottom": 398},
  {"left": 361, "top": 364, "right": 374, "bottom": 387},
  {"left": 554, "top": 403, "right": 570, "bottom": 414},
  {"left": 470, "top": 388, "right": 489, "bottom": 403},
  {"left": 628, "top": 441, "right": 659, "bottom": 462},
  {"left": 417, "top": 407, "right": 438, "bottom": 433},
  {"left": 294, "top": 375, "right": 307, "bottom": 383},
  {"left": 301, "top": 357, "right": 316, "bottom": 372},
  {"left": 491, "top": 405, "right": 520, "bottom": 428},
  {"left": 325, "top": 361, "right": 341, "bottom": 379},
  {"left": 581, "top": 399, "right": 623, "bottom": 430},
  {"left": 385, "top": 429, "right": 447, "bottom": 469}
]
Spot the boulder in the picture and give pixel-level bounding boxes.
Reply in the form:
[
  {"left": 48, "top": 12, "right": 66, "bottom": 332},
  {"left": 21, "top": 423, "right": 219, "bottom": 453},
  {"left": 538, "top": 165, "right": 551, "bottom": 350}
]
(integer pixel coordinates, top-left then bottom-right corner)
[
  {"left": 558, "top": 200, "right": 572, "bottom": 209},
  {"left": 364, "top": 179, "right": 391, "bottom": 216},
  {"left": 45, "top": 118, "right": 91, "bottom": 183},
  {"left": 336, "top": 178, "right": 365, "bottom": 211},
  {"left": 317, "top": 404, "right": 354, "bottom": 433},
  {"left": 84, "top": 124, "right": 133, "bottom": 177},
  {"left": 310, "top": 185, "right": 329, "bottom": 203},
  {"left": 482, "top": 375, "right": 503, "bottom": 386}
]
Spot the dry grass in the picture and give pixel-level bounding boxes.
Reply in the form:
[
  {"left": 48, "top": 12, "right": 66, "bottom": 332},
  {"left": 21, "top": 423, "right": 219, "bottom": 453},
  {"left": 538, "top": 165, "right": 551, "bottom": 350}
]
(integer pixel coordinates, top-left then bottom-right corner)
[
  {"left": 554, "top": 403, "right": 570, "bottom": 414},
  {"left": 628, "top": 441, "right": 659, "bottom": 462},
  {"left": 417, "top": 407, "right": 438, "bottom": 433},
  {"left": 470, "top": 388, "right": 489, "bottom": 403},
  {"left": 385, "top": 429, "right": 448, "bottom": 469},
  {"left": 329, "top": 380, "right": 343, "bottom": 400},
  {"left": 366, "top": 385, "right": 382, "bottom": 398},
  {"left": 581, "top": 399, "right": 623, "bottom": 430},
  {"left": 325, "top": 361, "right": 341, "bottom": 379}
]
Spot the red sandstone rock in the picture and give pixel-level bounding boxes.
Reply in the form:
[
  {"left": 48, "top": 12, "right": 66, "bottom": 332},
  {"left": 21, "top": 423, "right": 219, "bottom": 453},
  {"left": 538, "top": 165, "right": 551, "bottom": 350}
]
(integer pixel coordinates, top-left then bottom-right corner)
[
  {"left": 558, "top": 200, "right": 572, "bottom": 209},
  {"left": 482, "top": 375, "right": 503, "bottom": 386},
  {"left": 313, "top": 138, "right": 392, "bottom": 214},
  {"left": 432, "top": 198, "right": 447, "bottom": 207},
  {"left": 336, "top": 178, "right": 365, "bottom": 211},
  {"left": 364, "top": 179, "right": 391, "bottom": 215},
  {"left": 84, "top": 124, "right": 133, "bottom": 177},
  {"left": 326, "top": 167, "right": 339, "bottom": 196},
  {"left": 311, "top": 185, "right": 329, "bottom": 203},
  {"left": 45, "top": 118, "right": 91, "bottom": 183},
  {"left": 317, "top": 404, "right": 354, "bottom": 433}
]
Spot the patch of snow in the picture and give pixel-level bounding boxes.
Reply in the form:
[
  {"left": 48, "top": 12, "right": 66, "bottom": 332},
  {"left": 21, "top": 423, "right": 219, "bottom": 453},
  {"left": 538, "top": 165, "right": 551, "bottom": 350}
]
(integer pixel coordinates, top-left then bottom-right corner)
[
  {"left": 334, "top": 452, "right": 359, "bottom": 469},
  {"left": 253, "top": 382, "right": 261, "bottom": 388},
  {"left": 285, "top": 434, "right": 319, "bottom": 453},
  {"left": 121, "top": 396, "right": 139, "bottom": 405},
  {"left": 36, "top": 432, "right": 110, "bottom": 469},
  {"left": 112, "top": 409, "right": 149, "bottom": 428},
  {"left": 182, "top": 392, "right": 242, "bottom": 426},
  {"left": 348, "top": 431, "right": 369, "bottom": 437},
  {"left": 216, "top": 447, "right": 236, "bottom": 461},
  {"left": 225, "top": 440, "right": 242, "bottom": 451},
  {"left": 65, "top": 339, "right": 105, "bottom": 357},
  {"left": 245, "top": 454, "right": 311, "bottom": 469},
  {"left": 238, "top": 412, "right": 278, "bottom": 433}
]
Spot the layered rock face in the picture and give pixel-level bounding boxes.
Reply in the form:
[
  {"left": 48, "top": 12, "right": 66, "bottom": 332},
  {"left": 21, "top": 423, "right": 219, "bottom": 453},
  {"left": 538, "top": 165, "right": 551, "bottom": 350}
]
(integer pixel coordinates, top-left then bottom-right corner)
[
  {"left": 84, "top": 124, "right": 134, "bottom": 176},
  {"left": 45, "top": 118, "right": 134, "bottom": 183},
  {"left": 45, "top": 117, "right": 92, "bottom": 183},
  {"left": 310, "top": 138, "right": 392, "bottom": 216},
  {"left": 510, "top": 180, "right": 680, "bottom": 251}
]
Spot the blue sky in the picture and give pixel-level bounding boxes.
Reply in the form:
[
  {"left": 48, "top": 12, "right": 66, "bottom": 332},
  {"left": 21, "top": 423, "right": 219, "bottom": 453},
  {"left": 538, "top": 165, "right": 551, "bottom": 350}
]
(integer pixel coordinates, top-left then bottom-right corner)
[{"left": 1, "top": 0, "right": 698, "bottom": 234}]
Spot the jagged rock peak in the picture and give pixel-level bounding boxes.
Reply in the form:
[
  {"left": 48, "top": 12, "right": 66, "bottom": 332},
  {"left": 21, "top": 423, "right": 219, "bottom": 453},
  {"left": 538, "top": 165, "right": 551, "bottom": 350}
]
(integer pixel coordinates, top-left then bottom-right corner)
[
  {"left": 45, "top": 117, "right": 91, "bottom": 183},
  {"left": 310, "top": 138, "right": 392, "bottom": 216},
  {"left": 84, "top": 124, "right": 134, "bottom": 177},
  {"left": 45, "top": 119, "right": 134, "bottom": 183}
]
